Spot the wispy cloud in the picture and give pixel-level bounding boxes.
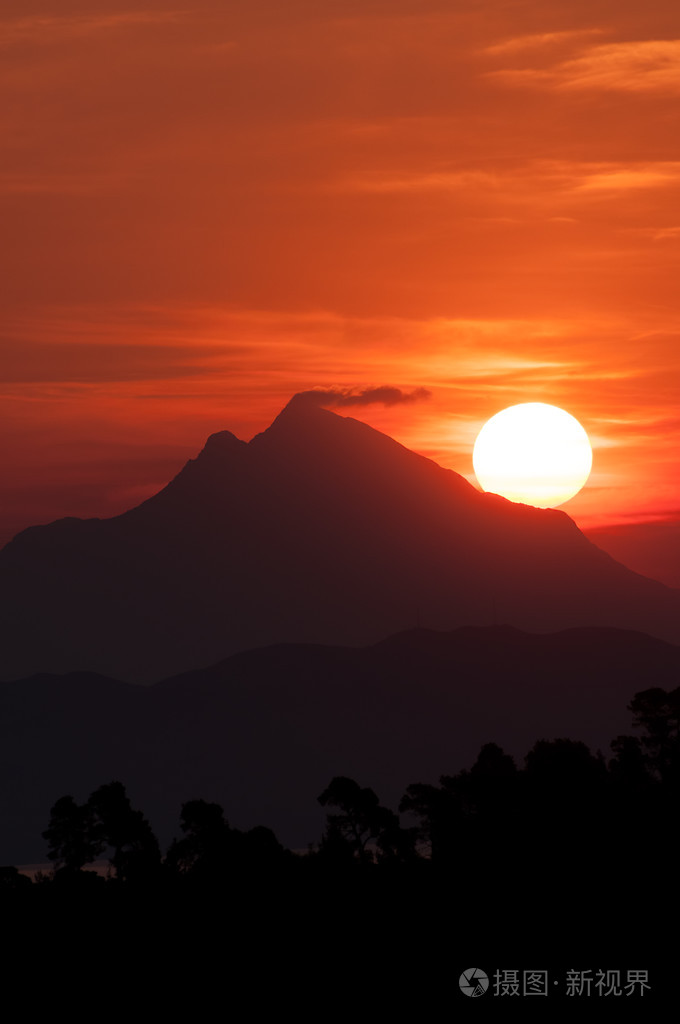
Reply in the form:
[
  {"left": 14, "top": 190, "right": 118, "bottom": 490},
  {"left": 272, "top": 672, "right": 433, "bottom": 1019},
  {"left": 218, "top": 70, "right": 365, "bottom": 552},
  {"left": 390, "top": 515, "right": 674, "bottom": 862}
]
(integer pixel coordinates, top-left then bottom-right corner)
[
  {"left": 291, "top": 386, "right": 431, "bottom": 408},
  {"left": 326, "top": 159, "right": 680, "bottom": 205},
  {"left": 630, "top": 225, "right": 680, "bottom": 241},
  {"left": 557, "top": 40, "right": 680, "bottom": 94},
  {"left": 484, "top": 29, "right": 603, "bottom": 57},
  {"left": 573, "top": 165, "right": 680, "bottom": 192},
  {"left": 488, "top": 38, "right": 680, "bottom": 95}
]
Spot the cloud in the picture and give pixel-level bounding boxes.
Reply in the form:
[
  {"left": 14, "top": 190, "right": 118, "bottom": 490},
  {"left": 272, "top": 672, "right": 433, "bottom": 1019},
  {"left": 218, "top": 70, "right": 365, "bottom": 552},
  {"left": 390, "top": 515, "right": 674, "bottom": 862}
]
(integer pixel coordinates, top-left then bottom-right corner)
[
  {"left": 573, "top": 165, "right": 680, "bottom": 193},
  {"left": 487, "top": 39, "right": 680, "bottom": 96},
  {"left": 291, "top": 386, "right": 432, "bottom": 409},
  {"left": 327, "top": 159, "right": 680, "bottom": 209},
  {"left": 483, "top": 29, "right": 602, "bottom": 57},
  {"left": 557, "top": 40, "right": 680, "bottom": 94}
]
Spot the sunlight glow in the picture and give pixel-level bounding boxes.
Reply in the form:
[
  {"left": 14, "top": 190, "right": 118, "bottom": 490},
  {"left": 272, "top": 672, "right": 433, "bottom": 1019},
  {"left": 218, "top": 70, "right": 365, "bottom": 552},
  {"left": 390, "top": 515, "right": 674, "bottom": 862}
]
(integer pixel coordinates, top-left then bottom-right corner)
[{"left": 473, "top": 403, "right": 593, "bottom": 507}]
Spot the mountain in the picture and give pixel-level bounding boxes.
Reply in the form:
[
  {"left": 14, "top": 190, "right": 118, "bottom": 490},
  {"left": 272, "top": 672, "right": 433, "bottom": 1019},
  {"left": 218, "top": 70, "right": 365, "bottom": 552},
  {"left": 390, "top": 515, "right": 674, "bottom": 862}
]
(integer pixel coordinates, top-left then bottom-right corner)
[
  {"left": 1, "top": 396, "right": 679, "bottom": 682},
  {"left": 2, "top": 625, "right": 679, "bottom": 864},
  {"left": 585, "top": 518, "right": 680, "bottom": 590}
]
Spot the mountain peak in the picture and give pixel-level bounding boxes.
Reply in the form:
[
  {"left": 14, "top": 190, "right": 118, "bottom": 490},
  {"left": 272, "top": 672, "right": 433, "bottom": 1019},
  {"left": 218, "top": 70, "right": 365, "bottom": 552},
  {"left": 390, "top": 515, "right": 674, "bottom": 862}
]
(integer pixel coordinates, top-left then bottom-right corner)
[
  {"left": 249, "top": 393, "right": 348, "bottom": 444},
  {"left": 281, "top": 391, "right": 335, "bottom": 415},
  {"left": 248, "top": 394, "right": 428, "bottom": 471},
  {"left": 197, "top": 429, "right": 247, "bottom": 459}
]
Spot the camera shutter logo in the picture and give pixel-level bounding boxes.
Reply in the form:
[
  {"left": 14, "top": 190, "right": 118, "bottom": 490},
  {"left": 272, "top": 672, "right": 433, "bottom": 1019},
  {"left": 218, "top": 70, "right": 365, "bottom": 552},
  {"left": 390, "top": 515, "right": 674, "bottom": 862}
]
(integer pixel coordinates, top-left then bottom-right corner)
[{"left": 460, "top": 968, "right": 489, "bottom": 998}]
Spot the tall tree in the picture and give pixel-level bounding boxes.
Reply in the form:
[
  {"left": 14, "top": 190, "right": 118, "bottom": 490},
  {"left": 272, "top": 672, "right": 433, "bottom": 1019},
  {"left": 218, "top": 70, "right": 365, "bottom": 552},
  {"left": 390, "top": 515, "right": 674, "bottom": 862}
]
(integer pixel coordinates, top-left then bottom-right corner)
[
  {"left": 165, "top": 799, "right": 231, "bottom": 877},
  {"left": 318, "top": 777, "right": 402, "bottom": 865},
  {"left": 628, "top": 687, "right": 680, "bottom": 784},
  {"left": 43, "top": 794, "right": 103, "bottom": 872},
  {"left": 87, "top": 781, "right": 161, "bottom": 881}
]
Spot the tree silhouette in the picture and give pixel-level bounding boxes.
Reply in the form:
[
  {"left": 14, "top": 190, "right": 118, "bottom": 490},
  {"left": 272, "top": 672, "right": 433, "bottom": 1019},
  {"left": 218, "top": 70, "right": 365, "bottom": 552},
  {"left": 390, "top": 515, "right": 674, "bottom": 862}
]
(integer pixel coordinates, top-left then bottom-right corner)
[
  {"left": 165, "top": 799, "right": 231, "bottom": 877},
  {"left": 399, "top": 781, "right": 459, "bottom": 862},
  {"left": 43, "top": 794, "right": 104, "bottom": 872},
  {"left": 0, "top": 866, "right": 33, "bottom": 891},
  {"left": 238, "top": 825, "right": 287, "bottom": 870},
  {"left": 87, "top": 782, "right": 160, "bottom": 881},
  {"left": 628, "top": 686, "right": 680, "bottom": 784},
  {"left": 521, "top": 738, "right": 608, "bottom": 852},
  {"left": 318, "top": 776, "right": 402, "bottom": 864},
  {"left": 524, "top": 738, "right": 606, "bottom": 800},
  {"left": 441, "top": 742, "right": 518, "bottom": 818}
]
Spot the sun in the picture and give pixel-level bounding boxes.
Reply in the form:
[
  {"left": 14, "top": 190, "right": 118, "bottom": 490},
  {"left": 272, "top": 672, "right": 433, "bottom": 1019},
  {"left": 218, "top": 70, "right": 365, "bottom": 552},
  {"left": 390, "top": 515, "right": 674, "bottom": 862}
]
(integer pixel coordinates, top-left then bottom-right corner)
[{"left": 472, "top": 403, "right": 593, "bottom": 508}]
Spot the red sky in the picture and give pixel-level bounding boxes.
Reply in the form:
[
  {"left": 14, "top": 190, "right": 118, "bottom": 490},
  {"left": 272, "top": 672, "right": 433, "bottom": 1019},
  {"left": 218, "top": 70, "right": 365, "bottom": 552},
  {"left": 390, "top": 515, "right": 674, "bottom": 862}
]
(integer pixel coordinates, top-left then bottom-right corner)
[{"left": 2, "top": 1, "right": 679, "bottom": 581}]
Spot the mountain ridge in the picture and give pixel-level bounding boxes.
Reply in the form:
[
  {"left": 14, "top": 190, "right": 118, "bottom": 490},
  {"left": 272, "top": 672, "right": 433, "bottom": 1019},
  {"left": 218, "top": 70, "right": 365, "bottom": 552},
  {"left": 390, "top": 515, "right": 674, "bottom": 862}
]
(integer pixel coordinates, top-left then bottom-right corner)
[{"left": 0, "top": 400, "right": 678, "bottom": 682}]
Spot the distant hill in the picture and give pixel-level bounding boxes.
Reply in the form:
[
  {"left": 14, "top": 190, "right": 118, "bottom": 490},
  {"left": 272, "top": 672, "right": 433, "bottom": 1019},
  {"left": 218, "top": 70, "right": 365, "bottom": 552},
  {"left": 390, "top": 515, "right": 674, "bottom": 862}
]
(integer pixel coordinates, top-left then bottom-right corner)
[
  {"left": 1, "top": 396, "right": 678, "bottom": 682},
  {"left": 1, "top": 625, "right": 679, "bottom": 864},
  {"left": 585, "top": 518, "right": 680, "bottom": 590}
]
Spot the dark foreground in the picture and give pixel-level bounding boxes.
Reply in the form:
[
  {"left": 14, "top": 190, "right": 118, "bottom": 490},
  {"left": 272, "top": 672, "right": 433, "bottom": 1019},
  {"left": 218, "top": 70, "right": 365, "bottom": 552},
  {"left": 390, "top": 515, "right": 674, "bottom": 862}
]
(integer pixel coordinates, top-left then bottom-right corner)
[
  {"left": 2, "top": 861, "right": 674, "bottom": 1013},
  {"left": 3, "top": 683, "right": 678, "bottom": 1011}
]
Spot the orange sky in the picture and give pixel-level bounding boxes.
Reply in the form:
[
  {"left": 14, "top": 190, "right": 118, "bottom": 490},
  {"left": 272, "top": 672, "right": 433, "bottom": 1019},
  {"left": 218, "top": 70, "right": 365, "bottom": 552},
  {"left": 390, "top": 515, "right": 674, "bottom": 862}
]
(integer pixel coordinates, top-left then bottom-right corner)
[{"left": 2, "top": 1, "right": 679, "bottom": 554}]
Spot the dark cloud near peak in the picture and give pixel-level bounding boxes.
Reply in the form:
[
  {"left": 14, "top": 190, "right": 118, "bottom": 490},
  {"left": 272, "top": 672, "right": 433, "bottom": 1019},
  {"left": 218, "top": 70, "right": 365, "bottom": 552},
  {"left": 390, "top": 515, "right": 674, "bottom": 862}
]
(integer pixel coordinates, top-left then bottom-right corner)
[{"left": 291, "top": 386, "right": 431, "bottom": 409}]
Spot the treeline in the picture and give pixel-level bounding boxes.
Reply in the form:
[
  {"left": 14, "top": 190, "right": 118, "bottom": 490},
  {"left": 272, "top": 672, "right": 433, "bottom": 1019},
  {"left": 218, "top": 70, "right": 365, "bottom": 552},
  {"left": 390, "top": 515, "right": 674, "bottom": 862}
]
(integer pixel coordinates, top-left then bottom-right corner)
[{"left": 2, "top": 685, "right": 679, "bottom": 896}]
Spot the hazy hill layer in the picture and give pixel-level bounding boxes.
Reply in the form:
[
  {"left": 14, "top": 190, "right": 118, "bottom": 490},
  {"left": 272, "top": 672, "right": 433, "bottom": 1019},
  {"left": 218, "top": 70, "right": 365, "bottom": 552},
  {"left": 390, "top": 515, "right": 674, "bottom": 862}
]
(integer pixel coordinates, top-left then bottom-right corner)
[
  {"left": 1, "top": 625, "right": 678, "bottom": 864},
  {"left": 1, "top": 397, "right": 678, "bottom": 682}
]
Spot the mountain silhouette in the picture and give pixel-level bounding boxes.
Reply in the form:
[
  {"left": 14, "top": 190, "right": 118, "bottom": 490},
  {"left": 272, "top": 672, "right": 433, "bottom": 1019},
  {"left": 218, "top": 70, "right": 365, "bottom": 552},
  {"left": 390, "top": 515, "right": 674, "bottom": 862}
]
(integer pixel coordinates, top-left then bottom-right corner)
[
  {"left": 2, "top": 625, "right": 679, "bottom": 863},
  {"left": 1, "top": 397, "right": 678, "bottom": 682}
]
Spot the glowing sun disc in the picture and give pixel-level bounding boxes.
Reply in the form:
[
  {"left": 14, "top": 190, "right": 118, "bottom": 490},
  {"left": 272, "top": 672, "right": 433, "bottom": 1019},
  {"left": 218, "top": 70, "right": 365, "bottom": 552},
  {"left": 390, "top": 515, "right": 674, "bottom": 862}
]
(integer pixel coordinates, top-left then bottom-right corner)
[{"left": 473, "top": 403, "right": 593, "bottom": 508}]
